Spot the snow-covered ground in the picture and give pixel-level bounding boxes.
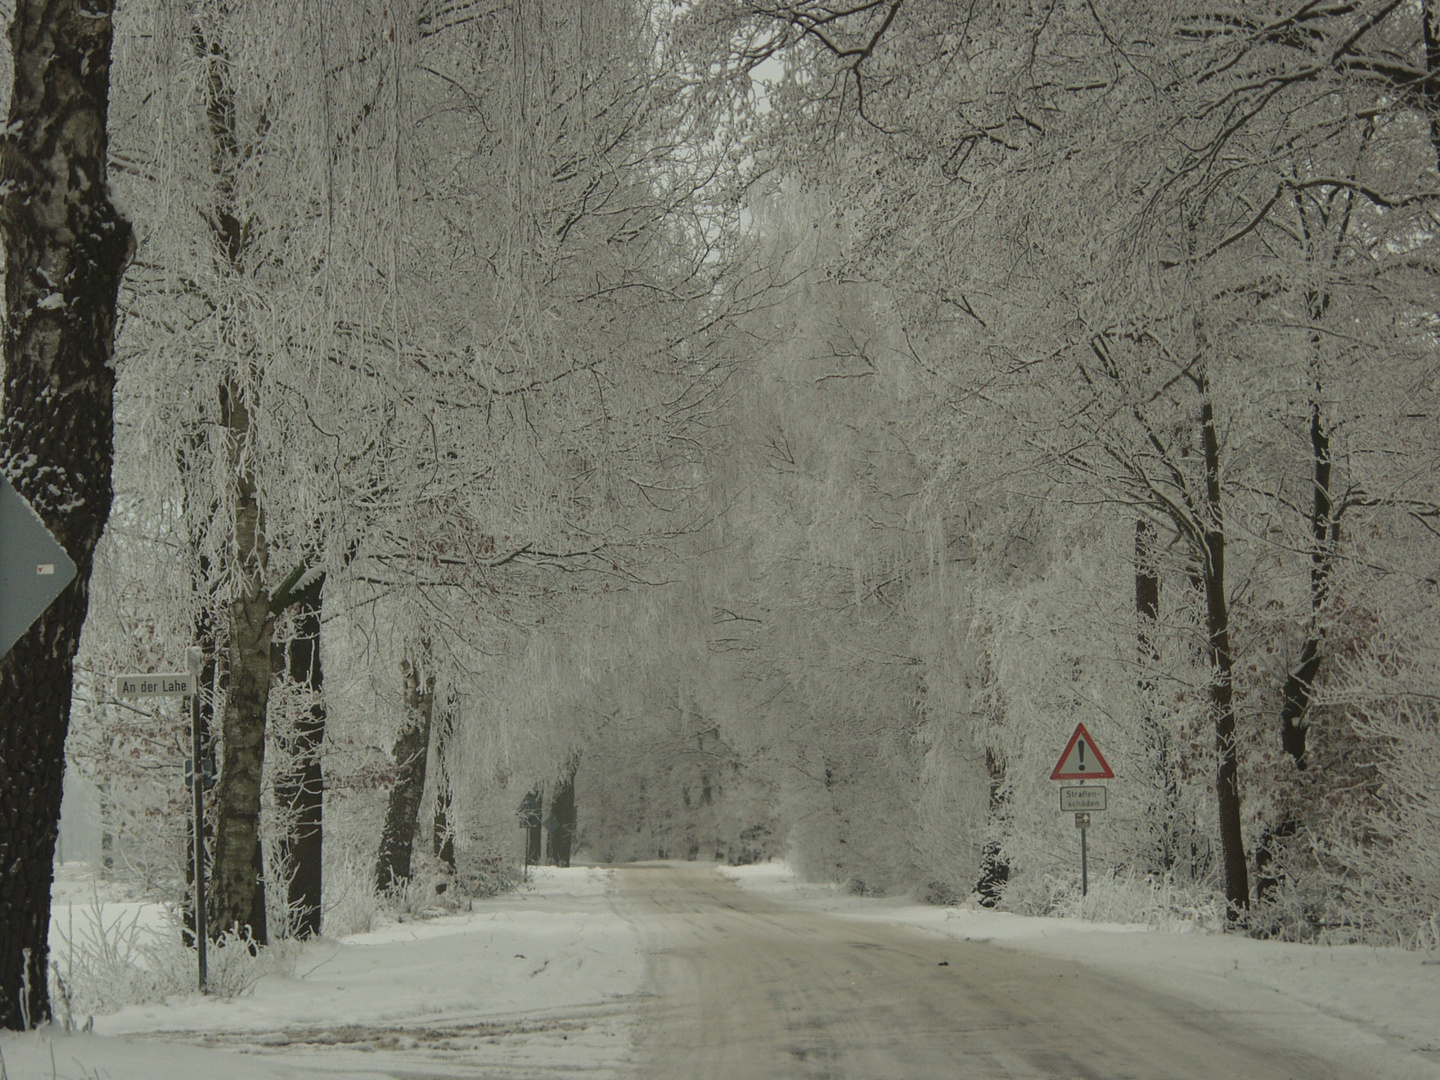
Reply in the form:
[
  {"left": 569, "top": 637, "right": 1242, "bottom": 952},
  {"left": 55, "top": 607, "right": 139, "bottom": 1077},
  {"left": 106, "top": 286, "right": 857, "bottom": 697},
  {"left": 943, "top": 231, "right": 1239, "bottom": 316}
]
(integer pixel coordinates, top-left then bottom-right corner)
[
  {"left": 720, "top": 862, "right": 1440, "bottom": 1080},
  {"left": 5, "top": 860, "right": 1438, "bottom": 1078},
  {"left": 3, "top": 865, "right": 647, "bottom": 1079}
]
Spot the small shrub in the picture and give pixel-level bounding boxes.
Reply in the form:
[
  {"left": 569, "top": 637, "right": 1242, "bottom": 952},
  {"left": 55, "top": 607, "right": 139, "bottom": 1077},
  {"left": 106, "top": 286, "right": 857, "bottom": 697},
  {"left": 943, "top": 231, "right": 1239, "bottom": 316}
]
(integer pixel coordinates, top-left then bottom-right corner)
[
  {"left": 50, "top": 896, "right": 295, "bottom": 1020},
  {"left": 999, "top": 866, "right": 1225, "bottom": 931},
  {"left": 319, "top": 856, "right": 382, "bottom": 938},
  {"left": 454, "top": 846, "right": 520, "bottom": 899},
  {"left": 919, "top": 879, "right": 963, "bottom": 906}
]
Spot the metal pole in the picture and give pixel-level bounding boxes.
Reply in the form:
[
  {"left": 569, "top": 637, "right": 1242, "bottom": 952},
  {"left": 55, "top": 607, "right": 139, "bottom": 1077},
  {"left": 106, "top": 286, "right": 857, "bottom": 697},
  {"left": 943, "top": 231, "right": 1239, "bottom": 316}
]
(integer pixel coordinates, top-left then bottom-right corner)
[
  {"left": 1080, "top": 825, "right": 1088, "bottom": 898},
  {"left": 190, "top": 685, "right": 208, "bottom": 994}
]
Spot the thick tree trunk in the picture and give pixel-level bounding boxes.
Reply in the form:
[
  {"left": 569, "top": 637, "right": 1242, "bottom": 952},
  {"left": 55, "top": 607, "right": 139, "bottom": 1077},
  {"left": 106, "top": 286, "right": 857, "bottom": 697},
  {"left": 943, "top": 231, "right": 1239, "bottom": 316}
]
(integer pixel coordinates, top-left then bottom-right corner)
[
  {"left": 521, "top": 789, "right": 544, "bottom": 866},
  {"left": 183, "top": 607, "right": 219, "bottom": 948},
  {"left": 431, "top": 693, "right": 457, "bottom": 874},
  {"left": 1136, "top": 518, "right": 1180, "bottom": 873},
  {"left": 1423, "top": 0, "right": 1440, "bottom": 171},
  {"left": 1280, "top": 397, "right": 1335, "bottom": 768},
  {"left": 973, "top": 749, "right": 1009, "bottom": 906},
  {"left": 1257, "top": 391, "right": 1338, "bottom": 902},
  {"left": 1200, "top": 392, "right": 1249, "bottom": 921},
  {"left": 210, "top": 377, "right": 272, "bottom": 944},
  {"left": 545, "top": 759, "right": 579, "bottom": 868},
  {"left": 375, "top": 653, "right": 435, "bottom": 892},
  {"left": 1135, "top": 518, "right": 1160, "bottom": 633},
  {"left": 273, "top": 577, "right": 325, "bottom": 938},
  {"left": 0, "top": 0, "right": 130, "bottom": 1030}
]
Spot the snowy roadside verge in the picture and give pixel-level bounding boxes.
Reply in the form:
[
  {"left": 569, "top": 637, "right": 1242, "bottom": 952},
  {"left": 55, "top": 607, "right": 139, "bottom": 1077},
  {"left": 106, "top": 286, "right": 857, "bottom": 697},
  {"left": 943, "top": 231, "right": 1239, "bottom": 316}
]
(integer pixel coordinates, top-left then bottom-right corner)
[
  {"left": 719, "top": 861, "right": 1440, "bottom": 1080},
  {"left": 1, "top": 866, "right": 646, "bottom": 1080}
]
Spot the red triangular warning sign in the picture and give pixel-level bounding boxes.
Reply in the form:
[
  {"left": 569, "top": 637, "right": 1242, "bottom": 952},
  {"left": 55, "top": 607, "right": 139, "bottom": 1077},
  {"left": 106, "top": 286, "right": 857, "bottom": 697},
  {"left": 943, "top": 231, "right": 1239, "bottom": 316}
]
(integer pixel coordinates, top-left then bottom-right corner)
[{"left": 1050, "top": 723, "right": 1114, "bottom": 780}]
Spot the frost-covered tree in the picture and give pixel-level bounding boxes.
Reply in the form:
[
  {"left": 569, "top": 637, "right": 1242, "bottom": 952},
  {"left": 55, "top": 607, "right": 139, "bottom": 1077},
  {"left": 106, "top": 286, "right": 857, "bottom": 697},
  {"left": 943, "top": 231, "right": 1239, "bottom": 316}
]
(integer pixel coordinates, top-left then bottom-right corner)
[
  {"left": 342, "top": 0, "right": 748, "bottom": 886},
  {"left": 91, "top": 0, "right": 405, "bottom": 944},
  {"left": 680, "top": 0, "right": 1440, "bottom": 930},
  {"left": 73, "top": 0, "right": 745, "bottom": 939}
]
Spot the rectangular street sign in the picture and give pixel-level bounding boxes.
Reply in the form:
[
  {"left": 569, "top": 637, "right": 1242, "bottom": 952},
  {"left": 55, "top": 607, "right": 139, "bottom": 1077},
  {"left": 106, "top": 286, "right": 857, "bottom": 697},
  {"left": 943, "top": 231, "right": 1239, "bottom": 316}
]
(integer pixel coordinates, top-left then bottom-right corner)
[
  {"left": 115, "top": 672, "right": 195, "bottom": 698},
  {"left": 1060, "top": 785, "right": 1106, "bottom": 812}
]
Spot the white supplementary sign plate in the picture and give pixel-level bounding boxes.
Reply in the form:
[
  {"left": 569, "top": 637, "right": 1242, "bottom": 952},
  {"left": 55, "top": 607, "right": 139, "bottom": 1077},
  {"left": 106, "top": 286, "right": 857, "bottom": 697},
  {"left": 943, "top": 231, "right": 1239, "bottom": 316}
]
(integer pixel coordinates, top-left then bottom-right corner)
[
  {"left": 1060, "top": 786, "right": 1106, "bottom": 812},
  {"left": 115, "top": 672, "right": 195, "bottom": 698},
  {"left": 1050, "top": 722, "right": 1115, "bottom": 780}
]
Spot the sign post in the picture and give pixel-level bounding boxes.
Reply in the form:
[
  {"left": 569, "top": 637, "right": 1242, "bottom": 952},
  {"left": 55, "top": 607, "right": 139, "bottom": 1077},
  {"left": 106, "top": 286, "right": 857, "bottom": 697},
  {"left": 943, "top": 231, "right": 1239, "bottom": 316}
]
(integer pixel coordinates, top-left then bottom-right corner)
[
  {"left": 186, "top": 649, "right": 207, "bottom": 994},
  {"left": 1050, "top": 723, "right": 1114, "bottom": 897},
  {"left": 116, "top": 663, "right": 207, "bottom": 993}
]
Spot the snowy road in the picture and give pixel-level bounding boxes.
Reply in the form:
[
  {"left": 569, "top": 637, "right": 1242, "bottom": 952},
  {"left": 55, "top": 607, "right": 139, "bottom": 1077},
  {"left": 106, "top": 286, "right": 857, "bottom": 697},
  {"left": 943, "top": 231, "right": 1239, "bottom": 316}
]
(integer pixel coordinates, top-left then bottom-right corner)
[
  {"left": 5, "top": 863, "right": 1429, "bottom": 1078},
  {"left": 624, "top": 864, "right": 1360, "bottom": 1080}
]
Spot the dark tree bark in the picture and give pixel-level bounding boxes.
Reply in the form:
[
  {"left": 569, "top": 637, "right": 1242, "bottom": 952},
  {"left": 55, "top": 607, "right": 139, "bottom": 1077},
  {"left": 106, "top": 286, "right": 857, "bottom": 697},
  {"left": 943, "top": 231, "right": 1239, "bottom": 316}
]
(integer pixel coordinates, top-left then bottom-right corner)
[
  {"left": 521, "top": 789, "right": 543, "bottom": 866},
  {"left": 431, "top": 692, "right": 457, "bottom": 874},
  {"left": 182, "top": 609, "right": 219, "bottom": 949},
  {"left": 375, "top": 653, "right": 434, "bottom": 892},
  {"left": 1420, "top": 0, "right": 1440, "bottom": 171},
  {"left": 1280, "top": 397, "right": 1337, "bottom": 767},
  {"left": 209, "top": 376, "right": 272, "bottom": 944},
  {"left": 1136, "top": 518, "right": 1180, "bottom": 873},
  {"left": 973, "top": 749, "right": 1009, "bottom": 906},
  {"left": 100, "top": 807, "right": 114, "bottom": 874},
  {"left": 545, "top": 758, "right": 579, "bottom": 868},
  {"left": 1200, "top": 389, "right": 1249, "bottom": 921},
  {"left": 0, "top": 0, "right": 131, "bottom": 1029},
  {"left": 272, "top": 571, "right": 326, "bottom": 938}
]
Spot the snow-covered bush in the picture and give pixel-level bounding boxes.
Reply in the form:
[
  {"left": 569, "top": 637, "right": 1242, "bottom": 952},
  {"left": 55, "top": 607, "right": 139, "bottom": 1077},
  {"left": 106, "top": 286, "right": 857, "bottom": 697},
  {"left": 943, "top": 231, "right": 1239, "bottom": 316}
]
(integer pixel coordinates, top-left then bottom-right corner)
[
  {"left": 49, "top": 898, "right": 296, "bottom": 1022},
  {"left": 995, "top": 867, "right": 1225, "bottom": 932},
  {"left": 317, "top": 855, "right": 383, "bottom": 939},
  {"left": 454, "top": 843, "right": 522, "bottom": 899},
  {"left": 1238, "top": 621, "right": 1440, "bottom": 948}
]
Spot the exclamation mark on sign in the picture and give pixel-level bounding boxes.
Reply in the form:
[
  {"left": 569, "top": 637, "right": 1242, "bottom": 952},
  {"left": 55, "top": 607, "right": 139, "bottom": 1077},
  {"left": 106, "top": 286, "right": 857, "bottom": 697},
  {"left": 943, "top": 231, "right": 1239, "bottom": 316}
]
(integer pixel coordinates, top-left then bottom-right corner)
[{"left": 1078, "top": 740, "right": 1087, "bottom": 771}]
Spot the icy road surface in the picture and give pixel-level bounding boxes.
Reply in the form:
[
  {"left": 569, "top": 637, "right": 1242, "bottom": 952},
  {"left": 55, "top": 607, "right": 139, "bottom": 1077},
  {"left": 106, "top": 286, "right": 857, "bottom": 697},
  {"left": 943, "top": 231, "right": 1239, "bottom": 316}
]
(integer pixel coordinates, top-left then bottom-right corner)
[
  {"left": 626, "top": 863, "right": 1368, "bottom": 1080},
  {"left": 3, "top": 862, "right": 1437, "bottom": 1078}
]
